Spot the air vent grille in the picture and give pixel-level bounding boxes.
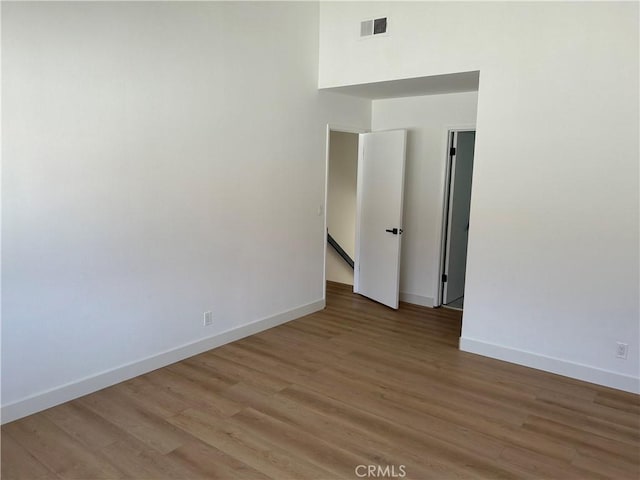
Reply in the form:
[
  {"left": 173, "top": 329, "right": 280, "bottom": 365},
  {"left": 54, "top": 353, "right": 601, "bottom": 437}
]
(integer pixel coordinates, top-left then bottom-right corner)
[
  {"left": 374, "top": 17, "right": 387, "bottom": 34},
  {"left": 360, "top": 19, "right": 373, "bottom": 37},
  {"left": 360, "top": 17, "right": 388, "bottom": 37}
]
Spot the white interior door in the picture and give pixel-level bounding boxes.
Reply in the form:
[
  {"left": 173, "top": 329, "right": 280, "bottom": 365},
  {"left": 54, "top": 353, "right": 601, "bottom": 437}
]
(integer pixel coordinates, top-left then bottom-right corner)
[
  {"left": 444, "top": 130, "right": 475, "bottom": 304},
  {"left": 354, "top": 130, "right": 407, "bottom": 309}
]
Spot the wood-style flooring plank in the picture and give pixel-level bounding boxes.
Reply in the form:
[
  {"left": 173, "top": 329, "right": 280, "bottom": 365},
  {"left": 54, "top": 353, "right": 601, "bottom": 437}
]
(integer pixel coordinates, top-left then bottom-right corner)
[
  {"left": 0, "top": 432, "right": 60, "bottom": 480},
  {"left": 2, "top": 281, "right": 639, "bottom": 479}
]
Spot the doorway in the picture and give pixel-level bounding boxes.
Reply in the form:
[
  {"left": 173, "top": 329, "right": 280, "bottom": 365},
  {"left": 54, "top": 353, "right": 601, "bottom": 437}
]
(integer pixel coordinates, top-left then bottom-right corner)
[
  {"left": 323, "top": 126, "right": 408, "bottom": 309},
  {"left": 439, "top": 129, "right": 476, "bottom": 310},
  {"left": 325, "top": 129, "right": 359, "bottom": 288}
]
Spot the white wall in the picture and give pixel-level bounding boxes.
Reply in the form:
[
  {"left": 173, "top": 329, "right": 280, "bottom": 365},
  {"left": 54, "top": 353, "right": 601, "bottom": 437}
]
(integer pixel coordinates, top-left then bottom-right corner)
[
  {"left": 372, "top": 92, "right": 478, "bottom": 306},
  {"left": 320, "top": 2, "right": 639, "bottom": 392},
  {"left": 326, "top": 131, "right": 358, "bottom": 285},
  {"left": 1, "top": 1, "right": 371, "bottom": 420}
]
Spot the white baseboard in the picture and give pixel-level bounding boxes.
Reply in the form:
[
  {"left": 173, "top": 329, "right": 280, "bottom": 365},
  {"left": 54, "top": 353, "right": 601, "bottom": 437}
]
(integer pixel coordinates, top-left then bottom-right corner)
[
  {"left": 1, "top": 299, "right": 325, "bottom": 424},
  {"left": 399, "top": 292, "right": 434, "bottom": 308},
  {"left": 460, "top": 336, "right": 640, "bottom": 394}
]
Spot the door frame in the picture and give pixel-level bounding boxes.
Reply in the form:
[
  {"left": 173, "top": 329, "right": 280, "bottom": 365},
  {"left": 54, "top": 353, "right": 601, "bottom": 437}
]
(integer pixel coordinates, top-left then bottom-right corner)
[
  {"left": 435, "top": 125, "right": 476, "bottom": 308},
  {"left": 323, "top": 124, "right": 368, "bottom": 302}
]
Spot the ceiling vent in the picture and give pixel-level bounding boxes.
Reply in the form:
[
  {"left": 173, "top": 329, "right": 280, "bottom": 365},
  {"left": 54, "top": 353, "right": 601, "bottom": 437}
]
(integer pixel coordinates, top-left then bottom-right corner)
[{"left": 360, "top": 17, "right": 388, "bottom": 37}]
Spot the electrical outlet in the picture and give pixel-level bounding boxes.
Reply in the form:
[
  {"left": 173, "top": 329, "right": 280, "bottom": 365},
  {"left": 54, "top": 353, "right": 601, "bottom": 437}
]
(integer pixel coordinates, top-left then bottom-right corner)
[
  {"left": 616, "top": 342, "right": 629, "bottom": 359},
  {"left": 203, "top": 311, "right": 213, "bottom": 327}
]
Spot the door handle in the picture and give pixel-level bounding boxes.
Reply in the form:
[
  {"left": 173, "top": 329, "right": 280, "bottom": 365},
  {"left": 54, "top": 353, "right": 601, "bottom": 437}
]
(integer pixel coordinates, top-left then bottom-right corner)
[{"left": 385, "top": 228, "right": 403, "bottom": 235}]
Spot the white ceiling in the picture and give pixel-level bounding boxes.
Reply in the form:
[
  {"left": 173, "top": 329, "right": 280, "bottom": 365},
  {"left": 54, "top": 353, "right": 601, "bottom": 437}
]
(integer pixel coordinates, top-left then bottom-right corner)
[{"left": 320, "top": 71, "right": 479, "bottom": 99}]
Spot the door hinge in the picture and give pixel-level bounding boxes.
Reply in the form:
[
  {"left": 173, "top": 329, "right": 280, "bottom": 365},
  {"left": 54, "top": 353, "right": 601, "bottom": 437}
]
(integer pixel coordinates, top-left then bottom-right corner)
[
  {"left": 442, "top": 274, "right": 448, "bottom": 282},
  {"left": 449, "top": 147, "right": 456, "bottom": 156}
]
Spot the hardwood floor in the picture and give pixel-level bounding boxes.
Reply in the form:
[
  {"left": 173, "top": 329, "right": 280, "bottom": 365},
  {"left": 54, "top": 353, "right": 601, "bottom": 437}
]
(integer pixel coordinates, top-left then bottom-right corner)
[{"left": 2, "top": 281, "right": 639, "bottom": 479}]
